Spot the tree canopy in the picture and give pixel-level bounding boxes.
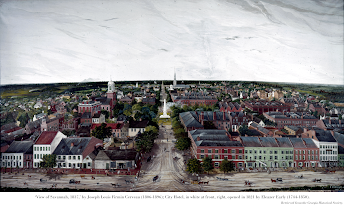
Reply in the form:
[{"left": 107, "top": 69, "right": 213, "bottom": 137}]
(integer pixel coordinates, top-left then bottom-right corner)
[
  {"left": 135, "top": 130, "right": 158, "bottom": 154},
  {"left": 202, "top": 156, "right": 214, "bottom": 174},
  {"left": 91, "top": 123, "right": 112, "bottom": 140},
  {"left": 186, "top": 158, "right": 202, "bottom": 174},
  {"left": 219, "top": 159, "right": 235, "bottom": 174},
  {"left": 175, "top": 137, "right": 191, "bottom": 151},
  {"left": 39, "top": 154, "right": 57, "bottom": 168}
]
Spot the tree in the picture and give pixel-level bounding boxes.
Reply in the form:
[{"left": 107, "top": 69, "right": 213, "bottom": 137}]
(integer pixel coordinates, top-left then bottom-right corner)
[
  {"left": 91, "top": 123, "right": 112, "bottom": 140},
  {"left": 186, "top": 158, "right": 202, "bottom": 174},
  {"left": 175, "top": 137, "right": 191, "bottom": 151},
  {"left": 219, "top": 159, "right": 235, "bottom": 174},
  {"left": 40, "top": 154, "right": 57, "bottom": 168},
  {"left": 61, "top": 130, "right": 75, "bottom": 137},
  {"left": 101, "top": 110, "right": 110, "bottom": 119},
  {"left": 202, "top": 156, "right": 214, "bottom": 174},
  {"left": 132, "top": 104, "right": 142, "bottom": 112},
  {"left": 145, "top": 125, "right": 158, "bottom": 134},
  {"left": 17, "top": 112, "right": 30, "bottom": 128}
]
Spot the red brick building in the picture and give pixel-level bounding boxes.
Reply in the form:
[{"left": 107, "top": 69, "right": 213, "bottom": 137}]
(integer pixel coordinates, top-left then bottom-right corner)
[
  {"left": 219, "top": 101, "right": 243, "bottom": 113},
  {"left": 263, "top": 111, "right": 317, "bottom": 129},
  {"left": 171, "top": 92, "right": 217, "bottom": 106},
  {"left": 188, "top": 129, "right": 245, "bottom": 168},
  {"left": 244, "top": 100, "right": 290, "bottom": 114},
  {"left": 289, "top": 137, "right": 319, "bottom": 168}
]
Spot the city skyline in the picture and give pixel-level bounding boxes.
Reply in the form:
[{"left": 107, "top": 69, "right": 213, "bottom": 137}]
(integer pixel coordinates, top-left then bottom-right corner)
[{"left": 1, "top": 0, "right": 343, "bottom": 85}]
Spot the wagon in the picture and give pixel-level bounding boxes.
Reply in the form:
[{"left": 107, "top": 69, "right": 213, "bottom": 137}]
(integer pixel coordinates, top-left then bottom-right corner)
[{"left": 153, "top": 175, "right": 159, "bottom": 182}]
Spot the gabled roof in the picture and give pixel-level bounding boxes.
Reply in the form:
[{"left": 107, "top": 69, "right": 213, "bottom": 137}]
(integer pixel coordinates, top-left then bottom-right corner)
[
  {"left": 240, "top": 137, "right": 262, "bottom": 147},
  {"left": 35, "top": 131, "right": 58, "bottom": 145},
  {"left": 95, "top": 149, "right": 137, "bottom": 161},
  {"left": 332, "top": 132, "right": 344, "bottom": 146},
  {"left": 289, "top": 138, "right": 306, "bottom": 148},
  {"left": 53, "top": 137, "right": 92, "bottom": 156},
  {"left": 275, "top": 137, "right": 293, "bottom": 147},
  {"left": 189, "top": 129, "right": 242, "bottom": 147},
  {"left": 302, "top": 138, "right": 318, "bottom": 148},
  {"left": 180, "top": 112, "right": 203, "bottom": 128},
  {"left": 129, "top": 120, "right": 149, "bottom": 128},
  {"left": 4, "top": 141, "right": 33, "bottom": 154},
  {"left": 259, "top": 137, "right": 279, "bottom": 147},
  {"left": 314, "top": 130, "right": 337, "bottom": 142}
]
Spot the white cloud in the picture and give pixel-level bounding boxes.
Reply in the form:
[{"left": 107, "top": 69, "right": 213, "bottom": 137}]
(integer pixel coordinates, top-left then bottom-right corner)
[{"left": 0, "top": 0, "right": 343, "bottom": 85}]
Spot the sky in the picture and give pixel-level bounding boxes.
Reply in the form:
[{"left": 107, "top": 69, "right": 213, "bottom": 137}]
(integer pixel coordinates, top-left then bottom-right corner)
[{"left": 0, "top": 0, "right": 343, "bottom": 85}]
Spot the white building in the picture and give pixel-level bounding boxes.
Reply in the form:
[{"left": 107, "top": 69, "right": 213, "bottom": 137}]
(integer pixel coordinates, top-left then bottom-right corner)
[
  {"left": 128, "top": 120, "right": 149, "bottom": 137},
  {"left": 53, "top": 137, "right": 103, "bottom": 169},
  {"left": 309, "top": 130, "right": 339, "bottom": 167},
  {"left": 33, "top": 131, "right": 67, "bottom": 168},
  {"left": 1, "top": 141, "right": 33, "bottom": 168}
]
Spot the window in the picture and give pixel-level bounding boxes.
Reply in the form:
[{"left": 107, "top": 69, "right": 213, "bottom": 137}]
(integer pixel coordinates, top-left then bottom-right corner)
[
  {"left": 254, "top": 156, "right": 257, "bottom": 160},
  {"left": 34, "top": 147, "right": 36, "bottom": 151},
  {"left": 40, "top": 154, "right": 42, "bottom": 159},
  {"left": 214, "top": 162, "right": 219, "bottom": 167},
  {"left": 259, "top": 156, "right": 262, "bottom": 160},
  {"left": 215, "top": 150, "right": 218, "bottom": 153},
  {"left": 270, "top": 156, "right": 273, "bottom": 160},
  {"left": 281, "top": 151, "right": 284, "bottom": 154},
  {"left": 249, "top": 150, "right": 252, "bottom": 154},
  {"left": 200, "top": 150, "right": 204, "bottom": 153},
  {"left": 245, "top": 150, "right": 247, "bottom": 154},
  {"left": 232, "top": 149, "right": 235, "bottom": 153},
  {"left": 270, "top": 151, "right": 272, "bottom": 154},
  {"left": 34, "top": 154, "right": 36, "bottom": 159},
  {"left": 78, "top": 156, "right": 81, "bottom": 160},
  {"left": 63, "top": 156, "right": 66, "bottom": 160},
  {"left": 69, "top": 163, "right": 71, "bottom": 167},
  {"left": 239, "top": 150, "right": 242, "bottom": 153},
  {"left": 58, "top": 156, "right": 61, "bottom": 160},
  {"left": 215, "top": 155, "right": 219, "bottom": 159},
  {"left": 68, "top": 156, "right": 71, "bottom": 160},
  {"left": 200, "top": 155, "right": 204, "bottom": 159},
  {"left": 40, "top": 147, "right": 42, "bottom": 151},
  {"left": 275, "top": 156, "right": 278, "bottom": 160},
  {"left": 208, "top": 149, "right": 212, "bottom": 153},
  {"left": 224, "top": 150, "right": 227, "bottom": 153},
  {"left": 73, "top": 156, "right": 76, "bottom": 160},
  {"left": 239, "top": 155, "right": 242, "bottom": 159},
  {"left": 274, "top": 151, "right": 277, "bottom": 154},
  {"left": 63, "top": 163, "right": 66, "bottom": 167},
  {"left": 88, "top": 162, "right": 91, "bottom": 167}
]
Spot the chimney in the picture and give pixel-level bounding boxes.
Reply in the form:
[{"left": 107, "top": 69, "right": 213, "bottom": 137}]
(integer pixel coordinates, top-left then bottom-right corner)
[
  {"left": 223, "top": 112, "right": 226, "bottom": 121},
  {"left": 213, "top": 112, "right": 217, "bottom": 120},
  {"left": 201, "top": 112, "right": 204, "bottom": 120},
  {"left": 71, "top": 142, "right": 74, "bottom": 147},
  {"left": 197, "top": 136, "right": 200, "bottom": 141}
]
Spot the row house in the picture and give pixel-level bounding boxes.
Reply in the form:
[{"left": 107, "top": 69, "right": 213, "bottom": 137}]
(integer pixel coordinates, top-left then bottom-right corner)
[
  {"left": 188, "top": 129, "right": 245, "bottom": 168},
  {"left": 80, "top": 112, "right": 92, "bottom": 124},
  {"left": 179, "top": 111, "right": 204, "bottom": 131},
  {"left": 244, "top": 100, "right": 290, "bottom": 115},
  {"left": 198, "top": 111, "right": 232, "bottom": 131},
  {"left": 219, "top": 102, "right": 243, "bottom": 113},
  {"left": 263, "top": 111, "right": 318, "bottom": 129},
  {"left": 1, "top": 141, "right": 33, "bottom": 169},
  {"left": 302, "top": 129, "right": 338, "bottom": 167},
  {"left": 33, "top": 131, "right": 67, "bottom": 168},
  {"left": 230, "top": 112, "right": 250, "bottom": 131},
  {"left": 240, "top": 137, "right": 294, "bottom": 168},
  {"left": 289, "top": 137, "right": 319, "bottom": 168},
  {"left": 171, "top": 92, "right": 218, "bottom": 106},
  {"left": 60, "top": 117, "right": 79, "bottom": 131},
  {"left": 53, "top": 137, "right": 103, "bottom": 169}
]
